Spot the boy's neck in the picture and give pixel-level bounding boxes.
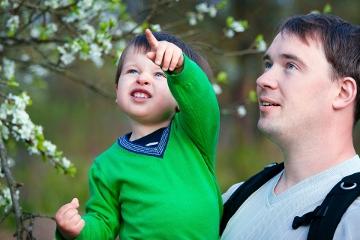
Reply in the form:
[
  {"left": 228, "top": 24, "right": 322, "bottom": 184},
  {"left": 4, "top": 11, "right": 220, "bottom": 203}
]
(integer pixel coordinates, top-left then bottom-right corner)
[{"left": 129, "top": 120, "right": 171, "bottom": 141}]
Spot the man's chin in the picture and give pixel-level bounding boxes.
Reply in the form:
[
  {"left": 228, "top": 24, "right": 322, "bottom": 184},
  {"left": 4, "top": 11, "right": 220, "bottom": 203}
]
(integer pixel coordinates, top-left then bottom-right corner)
[{"left": 257, "top": 121, "right": 277, "bottom": 135}]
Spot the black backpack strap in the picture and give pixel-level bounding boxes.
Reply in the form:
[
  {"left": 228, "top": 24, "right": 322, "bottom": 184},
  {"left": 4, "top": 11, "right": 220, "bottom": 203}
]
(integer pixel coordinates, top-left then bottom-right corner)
[
  {"left": 220, "top": 162, "right": 284, "bottom": 235},
  {"left": 292, "top": 172, "right": 360, "bottom": 240}
]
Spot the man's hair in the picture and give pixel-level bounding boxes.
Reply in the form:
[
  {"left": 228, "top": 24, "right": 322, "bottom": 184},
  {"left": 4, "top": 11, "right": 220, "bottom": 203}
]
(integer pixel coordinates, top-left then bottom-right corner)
[
  {"left": 278, "top": 13, "right": 360, "bottom": 123},
  {"left": 115, "top": 32, "right": 213, "bottom": 85}
]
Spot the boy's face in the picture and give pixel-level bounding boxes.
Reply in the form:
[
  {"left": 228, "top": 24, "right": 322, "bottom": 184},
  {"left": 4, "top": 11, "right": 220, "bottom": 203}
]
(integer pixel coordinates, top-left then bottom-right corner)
[
  {"left": 116, "top": 47, "right": 177, "bottom": 125},
  {"left": 256, "top": 32, "right": 338, "bottom": 142}
]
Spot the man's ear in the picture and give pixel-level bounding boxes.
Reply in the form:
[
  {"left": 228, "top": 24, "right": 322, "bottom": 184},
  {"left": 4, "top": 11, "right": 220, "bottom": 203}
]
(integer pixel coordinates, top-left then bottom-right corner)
[{"left": 333, "top": 77, "right": 357, "bottom": 110}]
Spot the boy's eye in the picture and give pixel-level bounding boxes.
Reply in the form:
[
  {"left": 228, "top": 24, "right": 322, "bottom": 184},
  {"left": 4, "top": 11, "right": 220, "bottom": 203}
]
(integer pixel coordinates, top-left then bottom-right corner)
[
  {"left": 154, "top": 72, "right": 166, "bottom": 78},
  {"left": 127, "top": 69, "right": 138, "bottom": 74}
]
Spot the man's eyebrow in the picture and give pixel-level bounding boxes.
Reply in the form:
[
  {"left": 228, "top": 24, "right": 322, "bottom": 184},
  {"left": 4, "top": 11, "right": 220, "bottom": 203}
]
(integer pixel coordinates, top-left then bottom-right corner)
[
  {"left": 280, "top": 53, "right": 307, "bottom": 68},
  {"left": 262, "top": 54, "right": 271, "bottom": 61}
]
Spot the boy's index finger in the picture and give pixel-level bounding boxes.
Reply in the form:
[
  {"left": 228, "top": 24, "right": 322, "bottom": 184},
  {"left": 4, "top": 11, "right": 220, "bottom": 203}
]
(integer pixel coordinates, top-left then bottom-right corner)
[{"left": 145, "top": 29, "right": 158, "bottom": 49}]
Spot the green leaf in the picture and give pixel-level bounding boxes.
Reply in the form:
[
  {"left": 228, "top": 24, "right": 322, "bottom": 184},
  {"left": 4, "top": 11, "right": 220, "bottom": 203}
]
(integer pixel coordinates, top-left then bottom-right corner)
[
  {"left": 240, "top": 20, "right": 249, "bottom": 29},
  {"left": 323, "top": 3, "right": 332, "bottom": 13},
  {"left": 226, "top": 16, "right": 234, "bottom": 27},
  {"left": 248, "top": 90, "right": 257, "bottom": 103},
  {"left": 216, "top": 0, "right": 228, "bottom": 10},
  {"left": 7, "top": 79, "right": 19, "bottom": 87},
  {"left": 216, "top": 71, "right": 228, "bottom": 84}
]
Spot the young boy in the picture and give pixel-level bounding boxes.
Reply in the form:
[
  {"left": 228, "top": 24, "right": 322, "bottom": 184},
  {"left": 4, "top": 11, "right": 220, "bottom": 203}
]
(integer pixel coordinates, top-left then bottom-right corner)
[{"left": 55, "top": 29, "right": 222, "bottom": 239}]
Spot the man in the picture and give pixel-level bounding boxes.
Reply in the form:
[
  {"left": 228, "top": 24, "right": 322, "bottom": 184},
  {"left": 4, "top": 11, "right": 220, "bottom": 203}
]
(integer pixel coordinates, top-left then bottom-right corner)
[{"left": 221, "top": 13, "right": 360, "bottom": 239}]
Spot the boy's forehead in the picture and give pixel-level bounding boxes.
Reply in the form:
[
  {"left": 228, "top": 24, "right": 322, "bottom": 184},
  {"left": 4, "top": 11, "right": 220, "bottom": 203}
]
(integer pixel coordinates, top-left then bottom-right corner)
[{"left": 126, "top": 45, "right": 147, "bottom": 55}]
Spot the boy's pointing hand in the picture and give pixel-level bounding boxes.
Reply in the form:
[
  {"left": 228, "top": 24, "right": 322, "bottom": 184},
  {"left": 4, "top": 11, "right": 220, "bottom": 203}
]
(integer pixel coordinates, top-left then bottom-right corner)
[{"left": 145, "top": 29, "right": 184, "bottom": 72}]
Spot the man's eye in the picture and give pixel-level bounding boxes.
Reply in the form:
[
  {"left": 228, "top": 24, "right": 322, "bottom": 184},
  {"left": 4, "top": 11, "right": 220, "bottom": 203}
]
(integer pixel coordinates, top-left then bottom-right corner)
[
  {"left": 264, "top": 61, "right": 272, "bottom": 70},
  {"left": 286, "top": 62, "right": 297, "bottom": 70}
]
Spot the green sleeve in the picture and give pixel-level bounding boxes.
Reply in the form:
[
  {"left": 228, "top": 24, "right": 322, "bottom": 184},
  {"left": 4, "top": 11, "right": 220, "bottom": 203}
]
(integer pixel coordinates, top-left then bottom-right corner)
[
  {"left": 167, "top": 55, "right": 220, "bottom": 170},
  {"left": 75, "top": 161, "right": 120, "bottom": 240}
]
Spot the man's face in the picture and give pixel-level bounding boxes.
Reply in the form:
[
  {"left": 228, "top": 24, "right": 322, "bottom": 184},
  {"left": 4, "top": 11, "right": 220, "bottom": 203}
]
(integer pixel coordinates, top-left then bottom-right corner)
[{"left": 256, "top": 32, "right": 338, "bottom": 142}]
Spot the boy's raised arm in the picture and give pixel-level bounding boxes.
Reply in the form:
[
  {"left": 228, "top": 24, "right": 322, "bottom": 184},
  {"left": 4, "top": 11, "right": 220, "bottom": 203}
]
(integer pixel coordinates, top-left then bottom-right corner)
[{"left": 144, "top": 29, "right": 219, "bottom": 169}]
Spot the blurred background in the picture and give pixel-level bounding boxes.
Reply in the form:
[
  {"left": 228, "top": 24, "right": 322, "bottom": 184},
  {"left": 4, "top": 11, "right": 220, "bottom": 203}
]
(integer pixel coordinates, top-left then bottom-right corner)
[{"left": 1, "top": 0, "right": 359, "bottom": 239}]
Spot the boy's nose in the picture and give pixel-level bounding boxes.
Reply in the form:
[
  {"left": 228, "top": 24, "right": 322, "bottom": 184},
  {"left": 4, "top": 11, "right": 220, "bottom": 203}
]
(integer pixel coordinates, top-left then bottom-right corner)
[{"left": 136, "top": 73, "right": 151, "bottom": 85}]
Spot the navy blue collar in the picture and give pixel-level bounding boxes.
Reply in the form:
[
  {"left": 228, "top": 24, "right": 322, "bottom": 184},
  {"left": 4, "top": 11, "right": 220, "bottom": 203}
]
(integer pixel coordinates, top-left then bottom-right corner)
[{"left": 117, "top": 125, "right": 171, "bottom": 158}]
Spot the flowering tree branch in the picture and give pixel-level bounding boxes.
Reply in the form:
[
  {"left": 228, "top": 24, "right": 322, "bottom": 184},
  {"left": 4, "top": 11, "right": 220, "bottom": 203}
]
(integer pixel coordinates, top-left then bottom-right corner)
[{"left": 0, "top": 136, "right": 22, "bottom": 239}]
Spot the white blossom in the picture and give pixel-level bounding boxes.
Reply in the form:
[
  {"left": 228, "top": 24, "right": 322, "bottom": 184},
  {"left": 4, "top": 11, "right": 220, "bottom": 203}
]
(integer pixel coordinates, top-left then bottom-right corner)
[
  {"left": 30, "top": 65, "right": 49, "bottom": 77},
  {"left": 43, "top": 140, "right": 57, "bottom": 155},
  {"left": 187, "top": 12, "right": 197, "bottom": 26},
  {"left": 209, "top": 6, "right": 217, "bottom": 17},
  {"left": 28, "top": 145, "right": 40, "bottom": 155},
  {"left": 6, "top": 15, "right": 19, "bottom": 34},
  {"left": 89, "top": 43, "right": 103, "bottom": 67},
  {"left": 30, "top": 27, "right": 40, "bottom": 38},
  {"left": 0, "top": 187, "right": 19, "bottom": 212},
  {"left": 80, "top": 24, "right": 96, "bottom": 42},
  {"left": 101, "top": 38, "right": 112, "bottom": 54},
  {"left": 0, "top": 188, "right": 11, "bottom": 211},
  {"left": 20, "top": 54, "right": 30, "bottom": 62},
  {"left": 0, "top": 157, "right": 15, "bottom": 177},
  {"left": 231, "top": 21, "right": 245, "bottom": 32},
  {"left": 120, "top": 21, "right": 137, "bottom": 32},
  {"left": 47, "top": 23, "right": 58, "bottom": 34},
  {"left": 196, "top": 3, "right": 209, "bottom": 13},
  {"left": 225, "top": 29, "right": 235, "bottom": 38},
  {"left": 44, "top": 0, "right": 60, "bottom": 9},
  {"left": 0, "top": 122, "right": 9, "bottom": 140},
  {"left": 150, "top": 24, "right": 161, "bottom": 32},
  {"left": 78, "top": 0, "right": 93, "bottom": 9},
  {"left": 0, "top": 93, "right": 73, "bottom": 172},
  {"left": 57, "top": 46, "right": 76, "bottom": 65},
  {"left": 60, "top": 157, "right": 71, "bottom": 169},
  {"left": 256, "top": 40, "right": 267, "bottom": 51},
  {"left": 0, "top": 0, "right": 10, "bottom": 8},
  {"left": 237, "top": 105, "right": 247, "bottom": 117},
  {"left": 23, "top": 74, "right": 33, "bottom": 84},
  {"left": 212, "top": 83, "right": 222, "bottom": 95},
  {"left": 3, "top": 58, "right": 15, "bottom": 80}
]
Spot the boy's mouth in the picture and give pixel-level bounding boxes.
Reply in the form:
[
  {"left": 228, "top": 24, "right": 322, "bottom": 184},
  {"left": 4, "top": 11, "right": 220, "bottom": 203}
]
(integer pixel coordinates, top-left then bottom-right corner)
[{"left": 130, "top": 89, "right": 152, "bottom": 99}]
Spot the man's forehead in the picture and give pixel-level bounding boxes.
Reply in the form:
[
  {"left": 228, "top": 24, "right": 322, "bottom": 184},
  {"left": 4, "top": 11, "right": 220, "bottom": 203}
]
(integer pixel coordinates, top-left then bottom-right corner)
[{"left": 265, "top": 32, "right": 323, "bottom": 58}]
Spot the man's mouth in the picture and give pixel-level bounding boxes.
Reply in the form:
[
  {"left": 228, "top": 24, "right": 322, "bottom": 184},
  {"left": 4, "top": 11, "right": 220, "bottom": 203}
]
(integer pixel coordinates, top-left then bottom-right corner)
[{"left": 260, "top": 101, "right": 280, "bottom": 107}]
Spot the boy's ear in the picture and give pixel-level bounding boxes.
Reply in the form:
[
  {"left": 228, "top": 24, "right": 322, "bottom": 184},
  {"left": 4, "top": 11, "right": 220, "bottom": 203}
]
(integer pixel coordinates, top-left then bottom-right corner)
[{"left": 333, "top": 76, "right": 357, "bottom": 110}]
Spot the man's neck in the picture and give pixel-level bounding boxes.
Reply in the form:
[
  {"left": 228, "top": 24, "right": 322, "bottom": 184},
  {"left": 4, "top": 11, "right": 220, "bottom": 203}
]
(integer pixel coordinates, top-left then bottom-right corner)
[{"left": 274, "top": 129, "right": 356, "bottom": 194}]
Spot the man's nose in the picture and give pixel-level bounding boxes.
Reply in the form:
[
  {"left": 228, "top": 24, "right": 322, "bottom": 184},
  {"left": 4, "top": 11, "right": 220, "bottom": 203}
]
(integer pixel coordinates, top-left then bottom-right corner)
[{"left": 256, "top": 70, "right": 278, "bottom": 90}]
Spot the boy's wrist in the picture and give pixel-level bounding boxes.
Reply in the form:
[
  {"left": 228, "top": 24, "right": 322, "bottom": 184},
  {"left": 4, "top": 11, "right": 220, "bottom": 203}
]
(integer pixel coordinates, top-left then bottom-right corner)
[{"left": 56, "top": 227, "right": 76, "bottom": 240}]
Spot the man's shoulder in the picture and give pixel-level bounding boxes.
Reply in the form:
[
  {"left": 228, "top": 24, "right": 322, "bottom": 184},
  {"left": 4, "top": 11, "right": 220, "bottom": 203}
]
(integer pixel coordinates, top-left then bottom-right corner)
[
  {"left": 333, "top": 197, "right": 360, "bottom": 239},
  {"left": 222, "top": 182, "right": 244, "bottom": 203}
]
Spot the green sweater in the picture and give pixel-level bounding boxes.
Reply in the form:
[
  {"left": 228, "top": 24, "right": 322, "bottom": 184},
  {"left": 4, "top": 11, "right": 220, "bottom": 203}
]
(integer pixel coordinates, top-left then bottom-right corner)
[{"left": 56, "top": 55, "right": 221, "bottom": 239}]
